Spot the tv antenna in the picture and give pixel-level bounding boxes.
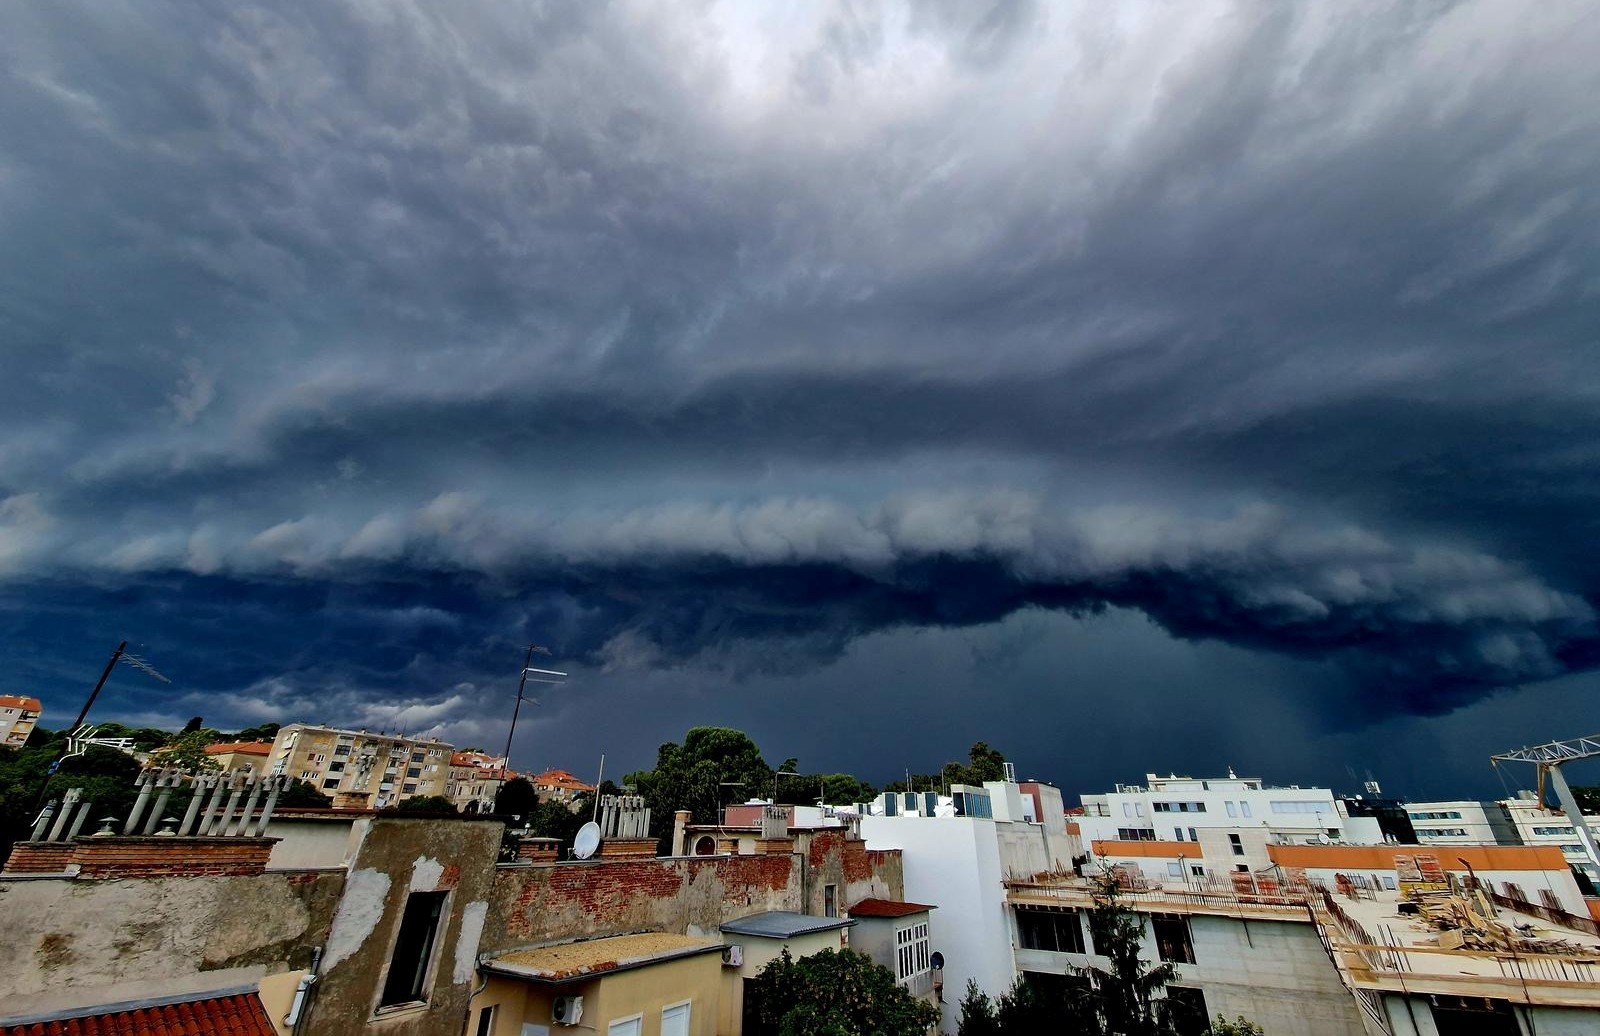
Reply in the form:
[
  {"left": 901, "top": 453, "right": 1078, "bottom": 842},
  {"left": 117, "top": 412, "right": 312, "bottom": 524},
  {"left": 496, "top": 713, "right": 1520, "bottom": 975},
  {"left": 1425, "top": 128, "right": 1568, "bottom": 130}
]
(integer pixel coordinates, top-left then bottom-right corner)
[{"left": 501, "top": 644, "right": 566, "bottom": 767}]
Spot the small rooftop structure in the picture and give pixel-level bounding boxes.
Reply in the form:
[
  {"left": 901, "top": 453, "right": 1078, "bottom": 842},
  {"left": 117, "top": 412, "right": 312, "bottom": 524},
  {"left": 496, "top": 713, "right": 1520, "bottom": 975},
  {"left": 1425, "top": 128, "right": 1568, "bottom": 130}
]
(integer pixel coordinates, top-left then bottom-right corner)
[
  {"left": 847, "top": 898, "right": 936, "bottom": 919},
  {"left": 719, "top": 911, "right": 856, "bottom": 939},
  {"left": 482, "top": 933, "right": 720, "bottom": 984}
]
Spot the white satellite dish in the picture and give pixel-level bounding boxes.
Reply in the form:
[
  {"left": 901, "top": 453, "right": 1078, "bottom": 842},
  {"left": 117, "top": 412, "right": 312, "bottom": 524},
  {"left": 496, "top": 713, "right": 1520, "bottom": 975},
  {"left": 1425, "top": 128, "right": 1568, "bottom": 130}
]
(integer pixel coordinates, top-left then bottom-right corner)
[{"left": 573, "top": 821, "right": 601, "bottom": 860}]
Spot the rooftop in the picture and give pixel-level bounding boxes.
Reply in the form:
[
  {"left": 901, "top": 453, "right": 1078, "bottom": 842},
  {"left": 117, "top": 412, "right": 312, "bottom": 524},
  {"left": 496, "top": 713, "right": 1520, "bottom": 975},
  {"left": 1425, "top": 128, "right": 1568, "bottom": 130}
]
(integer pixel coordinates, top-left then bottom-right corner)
[
  {"left": 203, "top": 741, "right": 272, "bottom": 756},
  {"left": 0, "top": 989, "right": 276, "bottom": 1035},
  {"left": 483, "top": 932, "right": 720, "bottom": 984},
  {"left": 848, "top": 898, "right": 937, "bottom": 919},
  {"left": 720, "top": 911, "right": 856, "bottom": 939},
  {"left": 0, "top": 695, "right": 41, "bottom": 713}
]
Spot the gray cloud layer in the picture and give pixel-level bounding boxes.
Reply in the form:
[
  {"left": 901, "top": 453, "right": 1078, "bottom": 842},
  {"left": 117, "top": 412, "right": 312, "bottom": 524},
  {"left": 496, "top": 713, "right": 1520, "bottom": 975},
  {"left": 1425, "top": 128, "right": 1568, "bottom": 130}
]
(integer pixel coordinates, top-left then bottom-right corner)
[{"left": 3, "top": 1, "right": 1600, "bottom": 773}]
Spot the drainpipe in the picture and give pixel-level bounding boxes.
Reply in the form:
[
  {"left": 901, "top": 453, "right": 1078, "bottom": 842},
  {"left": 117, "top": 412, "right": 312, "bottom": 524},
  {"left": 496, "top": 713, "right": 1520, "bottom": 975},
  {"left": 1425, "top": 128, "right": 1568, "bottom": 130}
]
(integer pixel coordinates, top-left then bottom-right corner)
[{"left": 284, "top": 946, "right": 322, "bottom": 1034}]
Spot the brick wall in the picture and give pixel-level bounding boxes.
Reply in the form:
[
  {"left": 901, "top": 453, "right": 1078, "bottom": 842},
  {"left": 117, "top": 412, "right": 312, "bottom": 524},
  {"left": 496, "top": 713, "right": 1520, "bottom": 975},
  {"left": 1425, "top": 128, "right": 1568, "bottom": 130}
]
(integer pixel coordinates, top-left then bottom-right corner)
[
  {"left": 1, "top": 842, "right": 76, "bottom": 874},
  {"left": 484, "top": 832, "right": 904, "bottom": 951},
  {"left": 70, "top": 836, "right": 276, "bottom": 878}
]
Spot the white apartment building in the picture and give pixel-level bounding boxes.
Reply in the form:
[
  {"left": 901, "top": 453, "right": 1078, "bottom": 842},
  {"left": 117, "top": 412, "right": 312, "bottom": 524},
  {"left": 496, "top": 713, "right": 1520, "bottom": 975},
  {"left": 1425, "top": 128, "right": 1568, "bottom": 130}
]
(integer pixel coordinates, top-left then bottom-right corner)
[
  {"left": 1406, "top": 795, "right": 1600, "bottom": 882},
  {"left": 860, "top": 779, "right": 1076, "bottom": 1033},
  {"left": 266, "top": 723, "right": 454, "bottom": 809},
  {"left": 1078, "top": 772, "right": 1384, "bottom": 881}
]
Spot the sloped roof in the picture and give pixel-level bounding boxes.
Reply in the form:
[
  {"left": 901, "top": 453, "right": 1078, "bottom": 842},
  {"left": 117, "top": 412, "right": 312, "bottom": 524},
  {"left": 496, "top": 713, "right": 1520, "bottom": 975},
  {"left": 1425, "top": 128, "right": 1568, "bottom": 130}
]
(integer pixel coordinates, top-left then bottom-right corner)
[
  {"left": 0, "top": 991, "right": 276, "bottom": 1036},
  {"left": 532, "top": 769, "right": 594, "bottom": 791},
  {"left": 847, "top": 898, "right": 936, "bottom": 919},
  {"left": 0, "top": 695, "right": 42, "bottom": 713},
  {"left": 203, "top": 741, "right": 272, "bottom": 756},
  {"left": 719, "top": 911, "right": 855, "bottom": 938}
]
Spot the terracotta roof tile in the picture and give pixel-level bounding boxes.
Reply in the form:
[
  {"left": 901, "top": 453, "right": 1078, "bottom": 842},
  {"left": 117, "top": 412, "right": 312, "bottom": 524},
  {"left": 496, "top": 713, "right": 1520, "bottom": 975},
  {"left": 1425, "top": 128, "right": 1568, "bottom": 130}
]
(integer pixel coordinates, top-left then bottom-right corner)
[
  {"left": 202, "top": 741, "right": 273, "bottom": 756},
  {"left": 0, "top": 992, "right": 277, "bottom": 1036},
  {"left": 0, "top": 695, "right": 42, "bottom": 713},
  {"left": 847, "top": 898, "right": 937, "bottom": 918}
]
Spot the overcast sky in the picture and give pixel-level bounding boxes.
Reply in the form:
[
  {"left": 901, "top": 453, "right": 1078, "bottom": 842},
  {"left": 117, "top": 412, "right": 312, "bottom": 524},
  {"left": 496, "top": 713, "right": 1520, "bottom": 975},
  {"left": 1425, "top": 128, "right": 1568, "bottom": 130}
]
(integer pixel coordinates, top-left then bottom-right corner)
[{"left": 4, "top": 1, "right": 1599, "bottom": 800}]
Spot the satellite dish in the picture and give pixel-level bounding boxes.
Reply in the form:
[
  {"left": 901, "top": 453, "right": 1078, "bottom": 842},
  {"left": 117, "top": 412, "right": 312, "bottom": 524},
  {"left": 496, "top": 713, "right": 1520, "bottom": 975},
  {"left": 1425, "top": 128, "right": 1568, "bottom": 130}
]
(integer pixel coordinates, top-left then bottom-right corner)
[
  {"left": 573, "top": 821, "right": 601, "bottom": 860},
  {"left": 930, "top": 951, "right": 944, "bottom": 971}
]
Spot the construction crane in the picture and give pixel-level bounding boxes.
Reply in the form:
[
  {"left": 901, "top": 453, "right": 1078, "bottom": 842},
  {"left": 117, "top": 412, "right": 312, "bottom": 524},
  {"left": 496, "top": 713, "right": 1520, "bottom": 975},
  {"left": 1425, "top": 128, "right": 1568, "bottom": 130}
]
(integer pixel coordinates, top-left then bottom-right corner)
[{"left": 1491, "top": 734, "right": 1600, "bottom": 873}]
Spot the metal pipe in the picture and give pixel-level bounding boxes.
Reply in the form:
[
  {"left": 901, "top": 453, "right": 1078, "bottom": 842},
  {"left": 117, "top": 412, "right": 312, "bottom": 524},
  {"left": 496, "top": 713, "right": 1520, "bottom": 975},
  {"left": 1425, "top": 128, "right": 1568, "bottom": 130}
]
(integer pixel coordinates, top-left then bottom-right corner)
[
  {"left": 198, "top": 775, "right": 230, "bottom": 835},
  {"left": 30, "top": 800, "right": 56, "bottom": 841},
  {"left": 48, "top": 789, "right": 82, "bottom": 841},
  {"left": 254, "top": 777, "right": 285, "bottom": 837},
  {"left": 65, "top": 799, "right": 94, "bottom": 840},
  {"left": 124, "top": 771, "right": 156, "bottom": 834}
]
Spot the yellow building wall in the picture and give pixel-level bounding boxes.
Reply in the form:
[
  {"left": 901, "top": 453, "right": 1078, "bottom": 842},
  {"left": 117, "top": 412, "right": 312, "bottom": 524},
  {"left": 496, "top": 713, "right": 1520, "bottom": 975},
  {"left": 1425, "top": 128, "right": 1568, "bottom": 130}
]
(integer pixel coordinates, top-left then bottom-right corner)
[
  {"left": 718, "top": 929, "right": 850, "bottom": 1035},
  {"left": 471, "top": 952, "right": 720, "bottom": 1036}
]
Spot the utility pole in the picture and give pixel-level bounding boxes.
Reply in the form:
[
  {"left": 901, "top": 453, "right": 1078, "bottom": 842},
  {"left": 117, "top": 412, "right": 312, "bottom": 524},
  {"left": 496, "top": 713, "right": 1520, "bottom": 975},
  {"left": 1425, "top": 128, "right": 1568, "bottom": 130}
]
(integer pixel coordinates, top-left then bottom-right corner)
[{"left": 71, "top": 641, "right": 127, "bottom": 737}]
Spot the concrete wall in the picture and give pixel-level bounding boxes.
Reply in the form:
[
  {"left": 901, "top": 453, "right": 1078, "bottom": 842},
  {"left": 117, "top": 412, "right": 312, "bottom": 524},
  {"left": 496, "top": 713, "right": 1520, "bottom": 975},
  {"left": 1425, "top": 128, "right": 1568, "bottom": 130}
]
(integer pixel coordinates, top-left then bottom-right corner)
[
  {"left": 473, "top": 954, "right": 720, "bottom": 1036},
  {"left": 719, "top": 929, "right": 846, "bottom": 1035},
  {"left": 305, "top": 816, "right": 503, "bottom": 1036},
  {"left": 0, "top": 869, "right": 343, "bottom": 1006},
  {"left": 1015, "top": 911, "right": 1365, "bottom": 1036},
  {"left": 264, "top": 814, "right": 372, "bottom": 870}
]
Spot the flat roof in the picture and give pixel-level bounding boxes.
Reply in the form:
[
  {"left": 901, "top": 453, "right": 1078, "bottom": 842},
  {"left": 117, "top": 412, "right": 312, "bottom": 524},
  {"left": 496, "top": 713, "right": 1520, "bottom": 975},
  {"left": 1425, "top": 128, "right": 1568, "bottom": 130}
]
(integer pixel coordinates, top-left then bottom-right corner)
[
  {"left": 483, "top": 933, "right": 720, "bottom": 984},
  {"left": 720, "top": 911, "right": 855, "bottom": 938}
]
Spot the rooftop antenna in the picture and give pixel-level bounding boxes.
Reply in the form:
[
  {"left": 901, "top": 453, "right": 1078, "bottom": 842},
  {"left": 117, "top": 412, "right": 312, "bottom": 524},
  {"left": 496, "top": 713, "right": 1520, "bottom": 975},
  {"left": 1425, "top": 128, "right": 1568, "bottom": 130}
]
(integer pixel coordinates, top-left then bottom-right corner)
[
  {"left": 502, "top": 644, "right": 566, "bottom": 768},
  {"left": 40, "top": 641, "right": 171, "bottom": 807}
]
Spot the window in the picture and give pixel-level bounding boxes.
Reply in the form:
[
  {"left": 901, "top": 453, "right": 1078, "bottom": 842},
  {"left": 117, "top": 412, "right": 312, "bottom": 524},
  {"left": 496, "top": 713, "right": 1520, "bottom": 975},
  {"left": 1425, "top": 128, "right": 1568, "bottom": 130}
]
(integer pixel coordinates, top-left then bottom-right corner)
[
  {"left": 1123, "top": 803, "right": 1133, "bottom": 818},
  {"left": 824, "top": 884, "right": 837, "bottom": 918},
  {"left": 1229, "top": 833, "right": 1244, "bottom": 856},
  {"left": 1187, "top": 828, "right": 1198, "bottom": 842},
  {"left": 1408, "top": 810, "right": 1464, "bottom": 821},
  {"left": 1153, "top": 801, "right": 1207, "bottom": 814},
  {"left": 1117, "top": 828, "right": 1156, "bottom": 841},
  {"left": 608, "top": 1016, "right": 642, "bottom": 1036},
  {"left": 1167, "top": 862, "right": 1183, "bottom": 877},
  {"left": 334, "top": 744, "right": 351, "bottom": 757},
  {"left": 1190, "top": 865, "right": 1204, "bottom": 877},
  {"left": 1174, "top": 827, "right": 1184, "bottom": 841},
  {"left": 1239, "top": 801, "right": 1251, "bottom": 818},
  {"left": 407, "top": 767, "right": 422, "bottom": 779},
  {"left": 1225, "top": 801, "right": 1237, "bottom": 818},
  {"left": 896, "top": 921, "right": 931, "bottom": 982},
  {"left": 474, "top": 1006, "right": 495, "bottom": 1036},
  {"left": 1135, "top": 802, "right": 1145, "bottom": 817},
  {"left": 1270, "top": 801, "right": 1331, "bottom": 815},
  {"left": 1016, "top": 907, "right": 1085, "bottom": 954},
  {"left": 1534, "top": 826, "right": 1576, "bottom": 836},
  {"left": 380, "top": 891, "right": 447, "bottom": 1007},
  {"left": 322, "top": 778, "right": 340, "bottom": 789},
  {"left": 1164, "top": 986, "right": 1209, "bottom": 1036},
  {"left": 328, "top": 761, "right": 345, "bottom": 773},
  {"left": 661, "top": 1002, "right": 691, "bottom": 1036},
  {"left": 1152, "top": 913, "right": 1195, "bottom": 964}
]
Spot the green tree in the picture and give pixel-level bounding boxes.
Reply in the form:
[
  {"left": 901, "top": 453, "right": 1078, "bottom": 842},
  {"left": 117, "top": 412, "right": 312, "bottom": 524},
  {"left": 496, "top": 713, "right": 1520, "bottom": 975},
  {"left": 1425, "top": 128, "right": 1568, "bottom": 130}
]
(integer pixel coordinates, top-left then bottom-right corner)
[
  {"left": 1205, "top": 1017, "right": 1265, "bottom": 1036},
  {"left": 957, "top": 981, "right": 1003, "bottom": 1036},
  {"left": 746, "top": 948, "right": 939, "bottom": 1036},
  {"left": 494, "top": 776, "right": 540, "bottom": 819},
  {"left": 390, "top": 795, "right": 458, "bottom": 813},
  {"left": 277, "top": 779, "right": 332, "bottom": 808},
  {"left": 231, "top": 723, "right": 281, "bottom": 744},
  {"left": 1078, "top": 874, "right": 1180, "bottom": 1036},
  {"left": 626, "top": 727, "right": 775, "bottom": 845},
  {"left": 153, "top": 730, "right": 223, "bottom": 772}
]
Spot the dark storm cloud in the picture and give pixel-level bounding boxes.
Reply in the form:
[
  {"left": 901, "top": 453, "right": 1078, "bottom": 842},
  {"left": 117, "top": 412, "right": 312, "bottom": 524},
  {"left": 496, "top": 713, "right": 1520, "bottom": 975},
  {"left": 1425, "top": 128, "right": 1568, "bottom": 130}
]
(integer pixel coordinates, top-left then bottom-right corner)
[{"left": 3, "top": 1, "right": 1600, "bottom": 760}]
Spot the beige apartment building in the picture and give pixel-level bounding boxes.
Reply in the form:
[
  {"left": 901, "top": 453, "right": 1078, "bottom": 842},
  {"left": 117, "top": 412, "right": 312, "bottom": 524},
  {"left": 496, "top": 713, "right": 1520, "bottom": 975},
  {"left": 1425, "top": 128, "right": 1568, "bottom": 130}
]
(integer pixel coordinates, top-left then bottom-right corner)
[
  {"left": 0, "top": 695, "right": 42, "bottom": 748},
  {"left": 447, "top": 750, "right": 514, "bottom": 814},
  {"left": 266, "top": 723, "right": 454, "bottom": 808}
]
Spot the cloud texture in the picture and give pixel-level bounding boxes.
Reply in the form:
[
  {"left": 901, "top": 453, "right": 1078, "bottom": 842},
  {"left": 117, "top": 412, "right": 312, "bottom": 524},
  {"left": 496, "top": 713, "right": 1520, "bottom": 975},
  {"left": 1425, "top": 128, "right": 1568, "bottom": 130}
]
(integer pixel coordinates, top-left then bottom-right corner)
[{"left": 3, "top": 1, "right": 1600, "bottom": 787}]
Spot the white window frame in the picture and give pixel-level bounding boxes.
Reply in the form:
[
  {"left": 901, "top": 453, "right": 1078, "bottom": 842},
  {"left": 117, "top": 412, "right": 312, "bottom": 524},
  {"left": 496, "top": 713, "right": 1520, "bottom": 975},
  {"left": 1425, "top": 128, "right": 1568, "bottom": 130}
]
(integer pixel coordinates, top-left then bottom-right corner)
[
  {"left": 661, "top": 999, "right": 692, "bottom": 1036},
  {"left": 894, "top": 921, "right": 930, "bottom": 984},
  {"left": 608, "top": 1013, "right": 644, "bottom": 1036}
]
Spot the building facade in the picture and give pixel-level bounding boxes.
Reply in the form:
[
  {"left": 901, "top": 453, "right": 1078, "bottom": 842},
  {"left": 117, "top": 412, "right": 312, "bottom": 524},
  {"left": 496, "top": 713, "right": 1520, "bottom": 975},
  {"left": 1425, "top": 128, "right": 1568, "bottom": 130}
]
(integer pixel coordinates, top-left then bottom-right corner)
[
  {"left": 0, "top": 695, "right": 41, "bottom": 748},
  {"left": 203, "top": 740, "right": 274, "bottom": 776},
  {"left": 1079, "top": 772, "right": 1385, "bottom": 882},
  {"left": 447, "top": 751, "right": 513, "bottom": 814},
  {"left": 266, "top": 724, "right": 453, "bottom": 809}
]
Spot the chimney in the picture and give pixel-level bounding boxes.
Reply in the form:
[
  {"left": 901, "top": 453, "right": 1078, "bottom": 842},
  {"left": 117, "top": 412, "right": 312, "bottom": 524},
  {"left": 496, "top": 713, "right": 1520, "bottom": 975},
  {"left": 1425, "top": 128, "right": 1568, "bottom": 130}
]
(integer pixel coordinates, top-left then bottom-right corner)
[{"left": 672, "top": 809, "right": 691, "bottom": 857}]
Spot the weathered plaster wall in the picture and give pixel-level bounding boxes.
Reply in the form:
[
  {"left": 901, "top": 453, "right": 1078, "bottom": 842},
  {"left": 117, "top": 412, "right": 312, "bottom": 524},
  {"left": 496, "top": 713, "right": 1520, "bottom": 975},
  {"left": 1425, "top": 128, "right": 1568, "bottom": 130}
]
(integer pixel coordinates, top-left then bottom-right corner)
[
  {"left": 306, "top": 816, "right": 504, "bottom": 1036},
  {"left": 0, "top": 870, "right": 343, "bottom": 1003},
  {"left": 484, "top": 835, "right": 903, "bottom": 953}
]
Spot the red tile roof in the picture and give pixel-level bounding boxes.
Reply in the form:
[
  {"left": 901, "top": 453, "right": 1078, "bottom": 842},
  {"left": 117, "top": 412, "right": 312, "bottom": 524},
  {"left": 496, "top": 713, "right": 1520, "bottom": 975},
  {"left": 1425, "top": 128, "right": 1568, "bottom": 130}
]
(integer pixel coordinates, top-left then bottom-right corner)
[
  {"left": 532, "top": 769, "right": 594, "bottom": 792},
  {"left": 203, "top": 741, "right": 273, "bottom": 756},
  {"left": 847, "top": 898, "right": 937, "bottom": 918},
  {"left": 0, "top": 695, "right": 42, "bottom": 713},
  {"left": 0, "top": 991, "right": 277, "bottom": 1036}
]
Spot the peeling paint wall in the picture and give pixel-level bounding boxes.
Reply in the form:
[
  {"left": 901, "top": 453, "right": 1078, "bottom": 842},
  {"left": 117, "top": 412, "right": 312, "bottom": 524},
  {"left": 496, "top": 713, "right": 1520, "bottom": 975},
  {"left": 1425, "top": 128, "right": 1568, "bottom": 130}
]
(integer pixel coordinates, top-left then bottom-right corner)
[{"left": 305, "top": 817, "right": 504, "bottom": 1036}]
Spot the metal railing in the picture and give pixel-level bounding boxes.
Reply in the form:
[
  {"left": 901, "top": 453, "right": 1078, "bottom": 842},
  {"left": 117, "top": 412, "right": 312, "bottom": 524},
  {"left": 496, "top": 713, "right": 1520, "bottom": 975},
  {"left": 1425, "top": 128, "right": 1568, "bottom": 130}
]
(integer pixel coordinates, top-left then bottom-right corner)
[{"left": 1489, "top": 889, "right": 1600, "bottom": 938}]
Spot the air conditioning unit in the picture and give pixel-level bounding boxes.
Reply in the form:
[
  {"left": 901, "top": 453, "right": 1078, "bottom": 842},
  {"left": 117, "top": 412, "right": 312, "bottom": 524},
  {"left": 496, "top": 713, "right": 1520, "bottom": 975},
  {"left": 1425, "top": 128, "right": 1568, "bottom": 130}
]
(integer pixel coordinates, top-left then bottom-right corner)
[
  {"left": 552, "top": 995, "right": 584, "bottom": 1026},
  {"left": 723, "top": 944, "right": 744, "bottom": 968}
]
